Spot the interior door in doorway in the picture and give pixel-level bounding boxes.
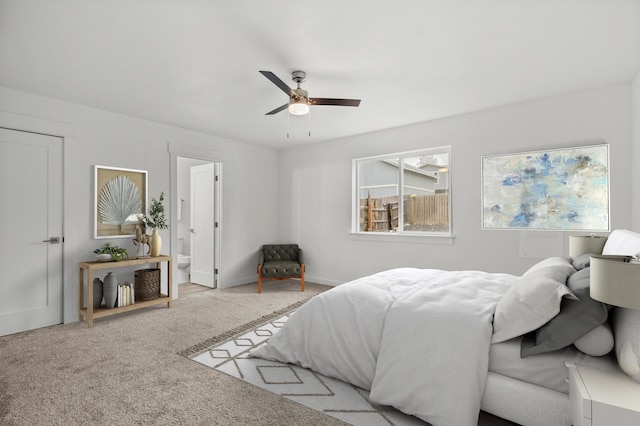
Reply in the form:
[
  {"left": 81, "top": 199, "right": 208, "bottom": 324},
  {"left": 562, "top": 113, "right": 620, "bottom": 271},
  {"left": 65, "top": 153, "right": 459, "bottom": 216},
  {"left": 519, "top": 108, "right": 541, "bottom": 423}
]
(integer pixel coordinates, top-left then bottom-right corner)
[
  {"left": 0, "top": 128, "right": 63, "bottom": 336},
  {"left": 190, "top": 163, "right": 216, "bottom": 288}
]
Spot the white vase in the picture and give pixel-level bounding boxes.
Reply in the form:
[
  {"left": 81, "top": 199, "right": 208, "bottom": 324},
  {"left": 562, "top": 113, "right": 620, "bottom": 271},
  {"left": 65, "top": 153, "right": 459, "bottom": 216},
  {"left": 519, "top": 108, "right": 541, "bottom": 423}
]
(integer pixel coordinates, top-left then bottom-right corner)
[{"left": 150, "top": 229, "right": 162, "bottom": 257}]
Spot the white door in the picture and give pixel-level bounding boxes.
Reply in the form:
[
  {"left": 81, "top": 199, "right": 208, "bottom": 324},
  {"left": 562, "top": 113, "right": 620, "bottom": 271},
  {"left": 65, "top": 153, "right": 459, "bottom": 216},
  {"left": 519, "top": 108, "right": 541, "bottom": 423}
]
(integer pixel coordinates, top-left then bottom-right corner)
[
  {"left": 189, "top": 163, "right": 215, "bottom": 288},
  {"left": 0, "top": 128, "right": 63, "bottom": 336}
]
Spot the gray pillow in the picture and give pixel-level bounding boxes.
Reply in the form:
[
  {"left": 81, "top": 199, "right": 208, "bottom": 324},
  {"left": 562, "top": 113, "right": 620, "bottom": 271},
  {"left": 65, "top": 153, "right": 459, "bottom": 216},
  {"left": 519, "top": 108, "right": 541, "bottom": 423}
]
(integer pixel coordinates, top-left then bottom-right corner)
[
  {"left": 571, "top": 253, "right": 594, "bottom": 271},
  {"left": 492, "top": 257, "right": 576, "bottom": 344},
  {"left": 520, "top": 267, "right": 609, "bottom": 357}
]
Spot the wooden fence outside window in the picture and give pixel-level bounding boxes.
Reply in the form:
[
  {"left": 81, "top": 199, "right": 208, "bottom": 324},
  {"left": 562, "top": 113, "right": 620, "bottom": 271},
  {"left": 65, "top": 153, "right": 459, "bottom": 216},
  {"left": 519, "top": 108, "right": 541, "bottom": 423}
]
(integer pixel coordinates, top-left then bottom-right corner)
[{"left": 360, "top": 193, "right": 449, "bottom": 232}]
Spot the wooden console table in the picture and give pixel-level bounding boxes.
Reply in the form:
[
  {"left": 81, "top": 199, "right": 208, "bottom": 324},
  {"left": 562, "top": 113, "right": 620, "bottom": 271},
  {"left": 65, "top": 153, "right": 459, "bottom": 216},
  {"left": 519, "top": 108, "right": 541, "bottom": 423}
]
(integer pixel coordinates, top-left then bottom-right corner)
[{"left": 78, "top": 255, "right": 172, "bottom": 328}]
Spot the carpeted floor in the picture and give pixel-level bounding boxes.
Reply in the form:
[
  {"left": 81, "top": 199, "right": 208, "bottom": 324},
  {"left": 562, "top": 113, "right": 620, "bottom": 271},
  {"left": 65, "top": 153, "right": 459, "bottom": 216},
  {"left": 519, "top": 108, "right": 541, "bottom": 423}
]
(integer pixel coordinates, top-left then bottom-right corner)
[{"left": 0, "top": 280, "right": 518, "bottom": 425}]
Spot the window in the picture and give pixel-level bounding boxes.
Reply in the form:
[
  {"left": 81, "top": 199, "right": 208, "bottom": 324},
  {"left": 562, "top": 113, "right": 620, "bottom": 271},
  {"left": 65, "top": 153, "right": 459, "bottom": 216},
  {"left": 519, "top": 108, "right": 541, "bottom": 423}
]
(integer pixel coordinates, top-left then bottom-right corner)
[{"left": 352, "top": 146, "right": 451, "bottom": 236}]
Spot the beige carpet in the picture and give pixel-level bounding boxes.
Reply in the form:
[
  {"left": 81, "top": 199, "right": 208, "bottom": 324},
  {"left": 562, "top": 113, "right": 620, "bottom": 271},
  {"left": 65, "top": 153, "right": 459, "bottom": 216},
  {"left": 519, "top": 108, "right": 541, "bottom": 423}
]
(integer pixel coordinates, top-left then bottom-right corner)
[{"left": 0, "top": 280, "right": 517, "bottom": 425}]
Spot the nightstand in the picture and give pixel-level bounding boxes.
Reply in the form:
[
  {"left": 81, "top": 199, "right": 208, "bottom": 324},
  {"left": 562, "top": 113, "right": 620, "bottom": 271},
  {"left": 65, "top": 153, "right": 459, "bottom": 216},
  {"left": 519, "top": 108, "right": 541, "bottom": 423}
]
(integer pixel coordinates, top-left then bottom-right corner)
[{"left": 567, "top": 363, "right": 640, "bottom": 426}]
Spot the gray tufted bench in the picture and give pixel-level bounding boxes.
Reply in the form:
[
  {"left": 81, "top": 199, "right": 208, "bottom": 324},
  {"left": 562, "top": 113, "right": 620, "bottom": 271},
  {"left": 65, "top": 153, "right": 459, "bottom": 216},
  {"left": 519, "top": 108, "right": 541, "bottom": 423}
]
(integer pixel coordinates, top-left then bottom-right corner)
[{"left": 257, "top": 244, "right": 305, "bottom": 293}]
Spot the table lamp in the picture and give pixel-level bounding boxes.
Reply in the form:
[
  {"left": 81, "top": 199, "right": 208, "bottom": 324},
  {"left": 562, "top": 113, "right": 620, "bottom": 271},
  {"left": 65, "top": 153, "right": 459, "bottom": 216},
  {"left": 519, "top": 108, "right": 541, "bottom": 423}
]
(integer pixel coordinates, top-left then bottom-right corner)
[{"left": 590, "top": 254, "right": 640, "bottom": 382}]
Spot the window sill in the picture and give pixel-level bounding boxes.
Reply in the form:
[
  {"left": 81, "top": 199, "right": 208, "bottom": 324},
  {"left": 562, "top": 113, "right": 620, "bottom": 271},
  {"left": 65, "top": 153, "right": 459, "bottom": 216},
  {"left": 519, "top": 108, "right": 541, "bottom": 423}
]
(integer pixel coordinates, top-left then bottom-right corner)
[{"left": 349, "top": 232, "right": 454, "bottom": 245}]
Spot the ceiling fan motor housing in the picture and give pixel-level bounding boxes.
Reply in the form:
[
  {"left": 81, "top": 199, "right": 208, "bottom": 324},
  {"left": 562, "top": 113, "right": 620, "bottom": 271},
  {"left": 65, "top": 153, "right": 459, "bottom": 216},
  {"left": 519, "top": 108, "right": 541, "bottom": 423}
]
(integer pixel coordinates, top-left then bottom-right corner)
[{"left": 293, "top": 87, "right": 308, "bottom": 103}]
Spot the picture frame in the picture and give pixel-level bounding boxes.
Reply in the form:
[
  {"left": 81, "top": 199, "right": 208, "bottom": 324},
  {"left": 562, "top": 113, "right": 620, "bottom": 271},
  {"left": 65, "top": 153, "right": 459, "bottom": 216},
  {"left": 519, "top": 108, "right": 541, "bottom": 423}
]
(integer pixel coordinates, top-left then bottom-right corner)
[
  {"left": 94, "top": 165, "right": 148, "bottom": 239},
  {"left": 481, "top": 144, "right": 609, "bottom": 231}
]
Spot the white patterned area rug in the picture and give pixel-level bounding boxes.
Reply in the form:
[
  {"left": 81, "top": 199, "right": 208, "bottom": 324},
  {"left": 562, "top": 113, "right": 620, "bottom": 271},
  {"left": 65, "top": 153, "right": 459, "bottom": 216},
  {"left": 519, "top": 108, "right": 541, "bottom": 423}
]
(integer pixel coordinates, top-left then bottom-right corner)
[{"left": 180, "top": 306, "right": 427, "bottom": 426}]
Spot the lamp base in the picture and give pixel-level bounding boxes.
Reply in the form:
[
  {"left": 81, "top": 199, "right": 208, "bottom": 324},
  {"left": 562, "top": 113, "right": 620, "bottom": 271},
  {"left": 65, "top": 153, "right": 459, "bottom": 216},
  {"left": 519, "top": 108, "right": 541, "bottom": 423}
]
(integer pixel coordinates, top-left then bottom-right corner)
[
  {"left": 619, "top": 341, "right": 640, "bottom": 382},
  {"left": 614, "top": 308, "right": 640, "bottom": 383}
]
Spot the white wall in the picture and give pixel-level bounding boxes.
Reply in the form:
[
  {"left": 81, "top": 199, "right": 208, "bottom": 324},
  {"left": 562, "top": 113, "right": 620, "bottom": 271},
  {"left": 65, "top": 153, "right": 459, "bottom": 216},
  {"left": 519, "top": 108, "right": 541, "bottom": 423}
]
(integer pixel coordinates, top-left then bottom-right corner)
[
  {"left": 279, "top": 84, "right": 633, "bottom": 285},
  {"left": 633, "top": 72, "right": 640, "bottom": 230},
  {"left": 0, "top": 86, "right": 280, "bottom": 323},
  {"left": 1, "top": 82, "right": 635, "bottom": 323}
]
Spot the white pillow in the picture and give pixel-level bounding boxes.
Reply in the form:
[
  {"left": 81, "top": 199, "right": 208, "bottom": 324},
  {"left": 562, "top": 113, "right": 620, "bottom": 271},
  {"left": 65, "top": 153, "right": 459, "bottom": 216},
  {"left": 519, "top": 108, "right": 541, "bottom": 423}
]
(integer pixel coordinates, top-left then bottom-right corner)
[
  {"left": 573, "top": 322, "right": 614, "bottom": 356},
  {"left": 522, "top": 256, "right": 575, "bottom": 276},
  {"left": 602, "top": 229, "right": 640, "bottom": 256},
  {"left": 492, "top": 257, "right": 577, "bottom": 344}
]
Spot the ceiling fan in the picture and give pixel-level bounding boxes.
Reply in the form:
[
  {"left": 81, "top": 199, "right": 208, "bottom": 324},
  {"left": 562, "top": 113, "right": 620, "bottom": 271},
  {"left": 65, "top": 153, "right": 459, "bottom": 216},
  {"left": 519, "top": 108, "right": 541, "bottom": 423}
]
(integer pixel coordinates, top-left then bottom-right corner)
[{"left": 260, "top": 70, "right": 361, "bottom": 116}]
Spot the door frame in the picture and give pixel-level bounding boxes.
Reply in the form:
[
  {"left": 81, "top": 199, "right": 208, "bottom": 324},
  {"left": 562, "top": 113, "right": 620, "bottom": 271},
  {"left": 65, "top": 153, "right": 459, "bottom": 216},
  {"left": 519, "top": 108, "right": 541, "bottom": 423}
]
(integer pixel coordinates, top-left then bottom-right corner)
[
  {"left": 0, "top": 111, "right": 78, "bottom": 324},
  {"left": 169, "top": 142, "right": 226, "bottom": 296}
]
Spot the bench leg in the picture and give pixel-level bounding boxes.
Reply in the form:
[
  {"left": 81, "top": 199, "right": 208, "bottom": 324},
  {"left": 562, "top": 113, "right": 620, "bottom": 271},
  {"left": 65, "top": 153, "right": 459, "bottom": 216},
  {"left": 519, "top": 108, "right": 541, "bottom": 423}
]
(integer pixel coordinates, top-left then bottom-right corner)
[
  {"left": 301, "top": 264, "right": 305, "bottom": 292},
  {"left": 258, "top": 265, "right": 262, "bottom": 293}
]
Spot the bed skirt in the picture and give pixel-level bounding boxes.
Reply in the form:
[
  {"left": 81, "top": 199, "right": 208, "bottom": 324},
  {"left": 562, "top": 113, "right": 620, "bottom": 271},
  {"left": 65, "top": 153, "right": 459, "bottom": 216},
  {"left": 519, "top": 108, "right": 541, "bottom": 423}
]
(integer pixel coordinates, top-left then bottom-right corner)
[{"left": 481, "top": 372, "right": 570, "bottom": 426}]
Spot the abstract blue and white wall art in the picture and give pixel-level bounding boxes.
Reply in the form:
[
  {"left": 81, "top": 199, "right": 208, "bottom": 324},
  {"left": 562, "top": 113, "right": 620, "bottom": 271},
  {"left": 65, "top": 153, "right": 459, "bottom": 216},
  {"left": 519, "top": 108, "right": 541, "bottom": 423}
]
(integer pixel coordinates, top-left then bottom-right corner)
[{"left": 482, "top": 144, "right": 609, "bottom": 230}]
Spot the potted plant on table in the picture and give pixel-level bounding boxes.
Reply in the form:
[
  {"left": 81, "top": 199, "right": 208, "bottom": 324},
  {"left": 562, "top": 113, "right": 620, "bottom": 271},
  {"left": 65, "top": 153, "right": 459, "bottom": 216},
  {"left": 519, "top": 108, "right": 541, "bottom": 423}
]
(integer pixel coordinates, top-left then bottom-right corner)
[
  {"left": 93, "top": 242, "right": 130, "bottom": 262},
  {"left": 138, "top": 192, "right": 168, "bottom": 257}
]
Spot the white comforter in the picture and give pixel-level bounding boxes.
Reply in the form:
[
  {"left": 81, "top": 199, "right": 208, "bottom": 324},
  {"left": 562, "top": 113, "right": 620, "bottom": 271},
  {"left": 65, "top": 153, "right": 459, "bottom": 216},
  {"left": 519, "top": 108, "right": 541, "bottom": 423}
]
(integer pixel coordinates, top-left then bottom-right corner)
[{"left": 250, "top": 267, "right": 517, "bottom": 426}]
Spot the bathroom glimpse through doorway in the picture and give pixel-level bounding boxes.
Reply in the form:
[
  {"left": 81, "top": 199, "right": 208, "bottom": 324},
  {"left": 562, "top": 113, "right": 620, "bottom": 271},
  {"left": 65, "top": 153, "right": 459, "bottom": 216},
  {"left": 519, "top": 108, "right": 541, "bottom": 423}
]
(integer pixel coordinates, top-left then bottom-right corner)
[{"left": 175, "top": 155, "right": 221, "bottom": 292}]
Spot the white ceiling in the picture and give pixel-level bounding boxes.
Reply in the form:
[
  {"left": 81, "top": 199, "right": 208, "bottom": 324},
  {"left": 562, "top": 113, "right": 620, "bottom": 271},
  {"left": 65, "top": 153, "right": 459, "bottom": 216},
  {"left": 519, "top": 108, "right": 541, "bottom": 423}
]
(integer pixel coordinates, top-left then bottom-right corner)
[{"left": 1, "top": 1, "right": 640, "bottom": 149}]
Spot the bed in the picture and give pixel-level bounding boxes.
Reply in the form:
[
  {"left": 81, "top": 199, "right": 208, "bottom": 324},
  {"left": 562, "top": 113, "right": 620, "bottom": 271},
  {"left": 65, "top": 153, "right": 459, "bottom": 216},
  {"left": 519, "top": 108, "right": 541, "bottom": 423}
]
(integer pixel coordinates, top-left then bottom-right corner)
[{"left": 250, "top": 229, "right": 640, "bottom": 426}]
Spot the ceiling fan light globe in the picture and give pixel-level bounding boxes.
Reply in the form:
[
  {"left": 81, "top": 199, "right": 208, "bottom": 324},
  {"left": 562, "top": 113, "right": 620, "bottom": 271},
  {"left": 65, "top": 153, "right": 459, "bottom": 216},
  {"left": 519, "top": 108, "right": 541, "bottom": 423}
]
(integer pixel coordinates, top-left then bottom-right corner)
[{"left": 288, "top": 101, "right": 309, "bottom": 115}]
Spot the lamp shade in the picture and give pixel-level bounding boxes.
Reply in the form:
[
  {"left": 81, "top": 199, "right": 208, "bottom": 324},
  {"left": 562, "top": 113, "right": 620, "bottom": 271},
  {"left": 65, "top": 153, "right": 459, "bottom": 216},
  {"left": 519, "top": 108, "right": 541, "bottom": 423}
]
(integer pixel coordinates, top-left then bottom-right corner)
[
  {"left": 590, "top": 255, "right": 640, "bottom": 310},
  {"left": 569, "top": 235, "right": 608, "bottom": 258}
]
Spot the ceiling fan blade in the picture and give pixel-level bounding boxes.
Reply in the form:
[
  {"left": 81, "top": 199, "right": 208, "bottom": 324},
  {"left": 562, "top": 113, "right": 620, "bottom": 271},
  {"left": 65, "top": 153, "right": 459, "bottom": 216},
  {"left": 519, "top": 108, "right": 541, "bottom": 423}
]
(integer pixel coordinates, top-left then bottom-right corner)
[
  {"left": 259, "top": 71, "right": 294, "bottom": 97},
  {"left": 309, "top": 98, "right": 361, "bottom": 107},
  {"left": 265, "top": 103, "right": 289, "bottom": 115}
]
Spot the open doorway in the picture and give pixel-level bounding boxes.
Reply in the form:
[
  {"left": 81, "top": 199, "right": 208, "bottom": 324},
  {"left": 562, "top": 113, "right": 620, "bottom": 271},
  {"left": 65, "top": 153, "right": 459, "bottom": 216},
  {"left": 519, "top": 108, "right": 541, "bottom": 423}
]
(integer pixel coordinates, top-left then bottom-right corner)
[{"left": 175, "top": 156, "right": 221, "bottom": 292}]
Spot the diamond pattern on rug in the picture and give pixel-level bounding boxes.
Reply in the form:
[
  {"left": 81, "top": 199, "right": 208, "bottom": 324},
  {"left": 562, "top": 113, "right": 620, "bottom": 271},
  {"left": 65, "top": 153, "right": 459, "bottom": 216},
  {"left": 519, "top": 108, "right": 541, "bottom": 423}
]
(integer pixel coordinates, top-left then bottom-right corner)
[{"left": 190, "top": 313, "right": 427, "bottom": 426}]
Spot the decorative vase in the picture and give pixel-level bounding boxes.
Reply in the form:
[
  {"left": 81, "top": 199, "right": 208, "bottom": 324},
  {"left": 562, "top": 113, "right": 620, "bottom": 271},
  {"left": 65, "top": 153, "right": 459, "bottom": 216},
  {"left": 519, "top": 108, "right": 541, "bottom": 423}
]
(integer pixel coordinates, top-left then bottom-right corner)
[
  {"left": 103, "top": 272, "right": 118, "bottom": 309},
  {"left": 150, "top": 229, "right": 162, "bottom": 257},
  {"left": 92, "top": 278, "right": 103, "bottom": 309}
]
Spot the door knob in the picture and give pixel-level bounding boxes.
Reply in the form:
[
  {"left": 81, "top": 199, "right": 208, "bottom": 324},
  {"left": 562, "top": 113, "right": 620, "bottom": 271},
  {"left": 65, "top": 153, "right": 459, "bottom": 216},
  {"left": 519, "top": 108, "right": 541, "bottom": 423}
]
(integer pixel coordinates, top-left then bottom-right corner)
[{"left": 43, "top": 237, "right": 61, "bottom": 244}]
